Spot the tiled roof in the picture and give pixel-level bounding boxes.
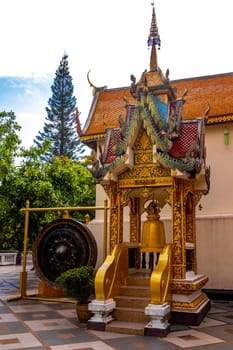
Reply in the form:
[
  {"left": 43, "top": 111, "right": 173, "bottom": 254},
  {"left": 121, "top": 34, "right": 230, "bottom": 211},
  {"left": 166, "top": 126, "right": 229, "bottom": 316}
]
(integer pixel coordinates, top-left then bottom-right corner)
[
  {"left": 173, "top": 73, "right": 233, "bottom": 120},
  {"left": 102, "top": 121, "right": 202, "bottom": 167},
  {"left": 169, "top": 122, "right": 200, "bottom": 158},
  {"left": 82, "top": 72, "right": 233, "bottom": 137},
  {"left": 103, "top": 129, "right": 121, "bottom": 164},
  {"left": 83, "top": 88, "right": 135, "bottom": 137}
]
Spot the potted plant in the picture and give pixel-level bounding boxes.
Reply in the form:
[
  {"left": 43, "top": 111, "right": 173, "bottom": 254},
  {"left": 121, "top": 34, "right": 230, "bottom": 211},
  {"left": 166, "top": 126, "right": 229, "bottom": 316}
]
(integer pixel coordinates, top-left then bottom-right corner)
[{"left": 55, "top": 265, "right": 95, "bottom": 323}]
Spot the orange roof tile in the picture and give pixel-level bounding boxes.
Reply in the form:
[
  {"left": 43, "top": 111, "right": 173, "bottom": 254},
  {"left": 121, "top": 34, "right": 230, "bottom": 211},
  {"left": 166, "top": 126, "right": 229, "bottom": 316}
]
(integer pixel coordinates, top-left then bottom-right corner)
[
  {"left": 82, "top": 73, "right": 233, "bottom": 137},
  {"left": 97, "top": 88, "right": 135, "bottom": 127},
  {"left": 83, "top": 87, "right": 135, "bottom": 137},
  {"left": 172, "top": 73, "right": 233, "bottom": 120}
]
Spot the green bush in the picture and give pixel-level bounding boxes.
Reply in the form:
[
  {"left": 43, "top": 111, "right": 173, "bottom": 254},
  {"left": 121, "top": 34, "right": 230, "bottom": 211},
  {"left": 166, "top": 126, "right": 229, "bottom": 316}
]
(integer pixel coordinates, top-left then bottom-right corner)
[{"left": 55, "top": 266, "right": 95, "bottom": 304}]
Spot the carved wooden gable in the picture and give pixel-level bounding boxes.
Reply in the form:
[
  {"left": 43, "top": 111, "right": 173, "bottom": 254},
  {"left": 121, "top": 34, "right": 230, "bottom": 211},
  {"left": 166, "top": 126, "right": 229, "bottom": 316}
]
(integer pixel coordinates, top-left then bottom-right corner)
[
  {"left": 133, "top": 129, "right": 153, "bottom": 165},
  {"left": 118, "top": 127, "right": 171, "bottom": 189}
]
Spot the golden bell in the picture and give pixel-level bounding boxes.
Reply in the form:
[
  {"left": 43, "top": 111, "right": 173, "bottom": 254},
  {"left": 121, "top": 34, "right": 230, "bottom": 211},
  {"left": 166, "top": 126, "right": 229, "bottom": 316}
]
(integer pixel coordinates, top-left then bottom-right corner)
[{"left": 141, "top": 201, "right": 166, "bottom": 253}]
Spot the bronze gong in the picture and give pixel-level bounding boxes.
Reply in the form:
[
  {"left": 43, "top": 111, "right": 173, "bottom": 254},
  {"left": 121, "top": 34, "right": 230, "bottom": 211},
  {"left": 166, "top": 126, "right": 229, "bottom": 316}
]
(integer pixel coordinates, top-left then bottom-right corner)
[{"left": 32, "top": 218, "right": 97, "bottom": 288}]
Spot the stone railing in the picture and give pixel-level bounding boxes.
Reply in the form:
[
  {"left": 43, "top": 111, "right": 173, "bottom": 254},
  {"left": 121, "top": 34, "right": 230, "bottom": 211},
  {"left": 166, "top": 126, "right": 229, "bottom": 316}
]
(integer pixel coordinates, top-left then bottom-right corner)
[{"left": 0, "top": 251, "right": 18, "bottom": 265}]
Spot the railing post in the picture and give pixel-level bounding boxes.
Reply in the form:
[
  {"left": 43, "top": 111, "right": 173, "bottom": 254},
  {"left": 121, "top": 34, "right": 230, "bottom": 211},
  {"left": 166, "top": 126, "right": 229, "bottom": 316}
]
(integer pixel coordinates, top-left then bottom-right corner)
[{"left": 20, "top": 200, "right": 30, "bottom": 297}]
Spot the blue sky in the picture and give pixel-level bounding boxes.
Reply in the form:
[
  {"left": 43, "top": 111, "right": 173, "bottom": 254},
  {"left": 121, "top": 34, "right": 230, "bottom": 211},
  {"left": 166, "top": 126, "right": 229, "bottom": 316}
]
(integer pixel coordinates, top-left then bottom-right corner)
[
  {"left": 0, "top": 76, "right": 52, "bottom": 148},
  {"left": 0, "top": 0, "right": 232, "bottom": 148},
  {"left": 0, "top": 77, "right": 50, "bottom": 112}
]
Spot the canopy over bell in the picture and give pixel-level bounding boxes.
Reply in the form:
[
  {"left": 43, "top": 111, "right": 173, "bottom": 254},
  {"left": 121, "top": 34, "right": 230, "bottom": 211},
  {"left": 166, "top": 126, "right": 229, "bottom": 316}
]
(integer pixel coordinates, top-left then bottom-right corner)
[{"left": 141, "top": 200, "right": 166, "bottom": 253}]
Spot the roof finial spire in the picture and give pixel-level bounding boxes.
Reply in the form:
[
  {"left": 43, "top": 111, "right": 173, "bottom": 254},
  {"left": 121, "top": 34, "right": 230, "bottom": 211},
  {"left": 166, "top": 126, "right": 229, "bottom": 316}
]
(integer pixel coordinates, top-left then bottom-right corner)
[{"left": 147, "top": 1, "right": 161, "bottom": 72}]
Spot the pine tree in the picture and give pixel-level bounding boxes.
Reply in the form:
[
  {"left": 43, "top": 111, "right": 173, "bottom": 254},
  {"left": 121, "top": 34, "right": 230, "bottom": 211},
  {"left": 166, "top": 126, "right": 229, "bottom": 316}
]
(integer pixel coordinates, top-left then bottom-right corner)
[{"left": 34, "top": 53, "right": 84, "bottom": 161}]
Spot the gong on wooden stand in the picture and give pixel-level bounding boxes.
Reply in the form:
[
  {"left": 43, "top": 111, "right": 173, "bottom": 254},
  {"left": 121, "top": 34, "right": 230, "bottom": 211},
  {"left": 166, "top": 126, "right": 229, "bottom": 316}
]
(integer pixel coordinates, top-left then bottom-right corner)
[{"left": 33, "top": 217, "right": 97, "bottom": 296}]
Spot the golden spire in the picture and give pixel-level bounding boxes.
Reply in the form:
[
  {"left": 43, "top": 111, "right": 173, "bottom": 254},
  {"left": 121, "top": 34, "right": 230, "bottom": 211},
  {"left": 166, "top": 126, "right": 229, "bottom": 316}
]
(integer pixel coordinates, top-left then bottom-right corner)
[{"left": 147, "top": 1, "right": 161, "bottom": 72}]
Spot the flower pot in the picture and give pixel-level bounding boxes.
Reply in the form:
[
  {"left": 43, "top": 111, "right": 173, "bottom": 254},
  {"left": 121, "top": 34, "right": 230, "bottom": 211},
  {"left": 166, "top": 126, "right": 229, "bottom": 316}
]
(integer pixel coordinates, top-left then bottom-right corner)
[{"left": 76, "top": 302, "right": 92, "bottom": 323}]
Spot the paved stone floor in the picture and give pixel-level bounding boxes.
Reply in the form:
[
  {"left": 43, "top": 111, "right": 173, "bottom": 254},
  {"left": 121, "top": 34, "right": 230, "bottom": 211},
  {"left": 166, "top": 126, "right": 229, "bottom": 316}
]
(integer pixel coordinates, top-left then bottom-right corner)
[{"left": 1, "top": 265, "right": 233, "bottom": 349}]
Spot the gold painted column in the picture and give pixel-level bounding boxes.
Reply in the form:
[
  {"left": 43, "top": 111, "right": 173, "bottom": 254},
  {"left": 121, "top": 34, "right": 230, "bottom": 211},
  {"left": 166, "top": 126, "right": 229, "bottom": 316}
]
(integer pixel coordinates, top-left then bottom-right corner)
[
  {"left": 170, "top": 179, "right": 210, "bottom": 325},
  {"left": 172, "top": 178, "right": 186, "bottom": 279},
  {"left": 129, "top": 197, "right": 141, "bottom": 269},
  {"left": 109, "top": 186, "right": 123, "bottom": 253},
  {"left": 185, "top": 192, "right": 197, "bottom": 273},
  {"left": 129, "top": 197, "right": 141, "bottom": 243}
]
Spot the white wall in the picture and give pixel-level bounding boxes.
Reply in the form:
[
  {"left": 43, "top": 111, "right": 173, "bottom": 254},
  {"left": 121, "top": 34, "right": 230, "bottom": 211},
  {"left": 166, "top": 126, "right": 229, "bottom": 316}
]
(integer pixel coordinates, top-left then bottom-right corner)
[
  {"left": 199, "top": 124, "right": 233, "bottom": 214},
  {"left": 196, "top": 215, "right": 233, "bottom": 289}
]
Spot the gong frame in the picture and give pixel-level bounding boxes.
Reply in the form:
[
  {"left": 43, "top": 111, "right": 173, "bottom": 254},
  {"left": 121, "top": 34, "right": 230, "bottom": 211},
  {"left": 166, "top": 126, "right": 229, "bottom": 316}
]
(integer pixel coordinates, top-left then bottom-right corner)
[
  {"left": 33, "top": 218, "right": 98, "bottom": 288},
  {"left": 7, "top": 199, "right": 109, "bottom": 302}
]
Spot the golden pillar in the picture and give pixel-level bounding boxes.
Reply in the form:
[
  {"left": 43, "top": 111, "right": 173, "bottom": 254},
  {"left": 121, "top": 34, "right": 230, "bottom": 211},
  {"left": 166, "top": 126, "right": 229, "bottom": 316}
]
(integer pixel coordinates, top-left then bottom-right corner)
[
  {"left": 170, "top": 179, "right": 210, "bottom": 325},
  {"left": 185, "top": 192, "right": 197, "bottom": 273},
  {"left": 172, "top": 178, "right": 186, "bottom": 279},
  {"left": 129, "top": 197, "right": 141, "bottom": 243},
  {"left": 109, "top": 184, "right": 123, "bottom": 253}
]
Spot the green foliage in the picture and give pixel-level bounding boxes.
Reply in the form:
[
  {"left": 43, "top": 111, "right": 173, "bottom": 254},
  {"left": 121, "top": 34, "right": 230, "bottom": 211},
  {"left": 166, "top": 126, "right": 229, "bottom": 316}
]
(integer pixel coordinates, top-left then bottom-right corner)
[
  {"left": 0, "top": 145, "right": 96, "bottom": 250},
  {"left": 0, "top": 75, "right": 95, "bottom": 251},
  {"left": 55, "top": 266, "right": 95, "bottom": 303},
  {"left": 0, "top": 111, "right": 21, "bottom": 179},
  {"left": 34, "top": 53, "right": 84, "bottom": 161}
]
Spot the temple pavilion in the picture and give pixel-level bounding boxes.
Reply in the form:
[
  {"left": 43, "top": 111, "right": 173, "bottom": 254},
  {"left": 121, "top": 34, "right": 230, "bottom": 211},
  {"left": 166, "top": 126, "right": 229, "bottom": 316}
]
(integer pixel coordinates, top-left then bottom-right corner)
[{"left": 77, "top": 2, "right": 233, "bottom": 336}]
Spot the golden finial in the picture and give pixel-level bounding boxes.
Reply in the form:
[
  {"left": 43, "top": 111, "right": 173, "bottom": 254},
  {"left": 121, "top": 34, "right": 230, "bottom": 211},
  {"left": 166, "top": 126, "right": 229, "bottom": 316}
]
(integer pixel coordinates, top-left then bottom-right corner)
[
  {"left": 147, "top": 1, "right": 161, "bottom": 71},
  {"left": 87, "top": 70, "right": 97, "bottom": 96}
]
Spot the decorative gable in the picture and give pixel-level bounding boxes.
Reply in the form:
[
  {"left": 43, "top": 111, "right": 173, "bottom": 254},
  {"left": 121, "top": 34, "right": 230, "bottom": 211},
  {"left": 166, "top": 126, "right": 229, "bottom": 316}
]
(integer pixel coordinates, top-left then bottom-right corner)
[{"left": 133, "top": 129, "right": 153, "bottom": 165}]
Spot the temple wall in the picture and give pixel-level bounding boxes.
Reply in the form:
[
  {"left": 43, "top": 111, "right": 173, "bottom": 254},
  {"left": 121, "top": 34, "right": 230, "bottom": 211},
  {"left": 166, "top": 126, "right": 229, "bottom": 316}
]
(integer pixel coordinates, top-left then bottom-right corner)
[
  {"left": 196, "top": 215, "right": 233, "bottom": 289},
  {"left": 195, "top": 124, "right": 233, "bottom": 289},
  {"left": 199, "top": 124, "right": 233, "bottom": 214},
  {"left": 88, "top": 219, "right": 106, "bottom": 269}
]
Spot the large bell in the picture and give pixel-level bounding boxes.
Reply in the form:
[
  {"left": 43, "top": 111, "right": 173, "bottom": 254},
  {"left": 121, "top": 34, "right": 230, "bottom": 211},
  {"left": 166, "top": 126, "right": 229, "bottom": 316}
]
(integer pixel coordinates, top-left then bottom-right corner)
[{"left": 141, "top": 200, "right": 166, "bottom": 253}]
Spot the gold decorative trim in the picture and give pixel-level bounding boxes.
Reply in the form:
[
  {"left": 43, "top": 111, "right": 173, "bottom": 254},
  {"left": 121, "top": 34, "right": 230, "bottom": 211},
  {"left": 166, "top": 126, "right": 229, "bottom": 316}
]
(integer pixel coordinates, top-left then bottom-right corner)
[
  {"left": 170, "top": 275, "right": 208, "bottom": 294},
  {"left": 80, "top": 133, "right": 106, "bottom": 142},
  {"left": 119, "top": 164, "right": 171, "bottom": 180},
  {"left": 119, "top": 177, "right": 173, "bottom": 188},
  {"left": 207, "top": 115, "right": 233, "bottom": 125},
  {"left": 171, "top": 293, "right": 208, "bottom": 311}
]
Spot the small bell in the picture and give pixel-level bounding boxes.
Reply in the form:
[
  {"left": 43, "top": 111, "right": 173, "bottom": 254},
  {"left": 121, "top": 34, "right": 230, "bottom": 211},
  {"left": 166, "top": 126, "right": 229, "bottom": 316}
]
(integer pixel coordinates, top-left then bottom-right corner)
[{"left": 141, "top": 200, "right": 166, "bottom": 253}]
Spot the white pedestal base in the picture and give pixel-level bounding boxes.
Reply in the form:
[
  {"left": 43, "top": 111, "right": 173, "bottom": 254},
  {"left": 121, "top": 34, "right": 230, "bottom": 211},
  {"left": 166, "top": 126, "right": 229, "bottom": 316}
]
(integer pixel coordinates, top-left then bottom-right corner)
[
  {"left": 145, "top": 302, "right": 170, "bottom": 330},
  {"left": 88, "top": 299, "right": 116, "bottom": 324}
]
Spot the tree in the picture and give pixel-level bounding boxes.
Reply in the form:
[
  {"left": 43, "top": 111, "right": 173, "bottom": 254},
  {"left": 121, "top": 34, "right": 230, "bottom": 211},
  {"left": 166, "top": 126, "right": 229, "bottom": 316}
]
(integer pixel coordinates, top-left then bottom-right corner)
[
  {"left": 0, "top": 111, "right": 22, "bottom": 249},
  {"left": 0, "top": 150, "right": 96, "bottom": 251},
  {"left": 34, "top": 53, "right": 84, "bottom": 162},
  {"left": 0, "top": 110, "right": 94, "bottom": 251},
  {"left": 0, "top": 111, "right": 21, "bottom": 178}
]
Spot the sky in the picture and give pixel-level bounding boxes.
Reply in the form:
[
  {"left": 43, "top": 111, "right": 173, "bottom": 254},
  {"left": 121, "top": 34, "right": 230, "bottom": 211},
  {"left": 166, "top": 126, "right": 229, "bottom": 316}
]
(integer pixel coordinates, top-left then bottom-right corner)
[{"left": 0, "top": 0, "right": 232, "bottom": 148}]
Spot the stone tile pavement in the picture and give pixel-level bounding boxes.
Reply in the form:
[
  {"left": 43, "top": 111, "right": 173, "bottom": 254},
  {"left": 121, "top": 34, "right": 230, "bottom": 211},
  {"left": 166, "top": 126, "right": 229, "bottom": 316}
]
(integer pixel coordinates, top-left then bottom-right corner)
[{"left": 1, "top": 264, "right": 233, "bottom": 349}]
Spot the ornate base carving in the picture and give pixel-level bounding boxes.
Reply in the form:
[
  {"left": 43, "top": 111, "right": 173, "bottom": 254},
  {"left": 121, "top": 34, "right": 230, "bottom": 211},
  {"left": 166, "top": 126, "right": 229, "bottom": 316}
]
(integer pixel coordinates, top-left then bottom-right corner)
[
  {"left": 171, "top": 298, "right": 211, "bottom": 326},
  {"left": 87, "top": 299, "right": 116, "bottom": 329},
  {"left": 144, "top": 302, "right": 170, "bottom": 337},
  {"left": 170, "top": 273, "right": 210, "bottom": 326}
]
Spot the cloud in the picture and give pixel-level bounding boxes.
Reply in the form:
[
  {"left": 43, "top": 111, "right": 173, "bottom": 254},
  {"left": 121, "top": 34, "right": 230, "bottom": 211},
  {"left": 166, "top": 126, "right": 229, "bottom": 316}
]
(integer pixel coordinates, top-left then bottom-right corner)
[
  {"left": 17, "top": 112, "right": 46, "bottom": 148},
  {"left": 0, "top": 76, "right": 51, "bottom": 147},
  {"left": 1, "top": 0, "right": 230, "bottom": 81},
  {"left": 24, "top": 88, "right": 39, "bottom": 96}
]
